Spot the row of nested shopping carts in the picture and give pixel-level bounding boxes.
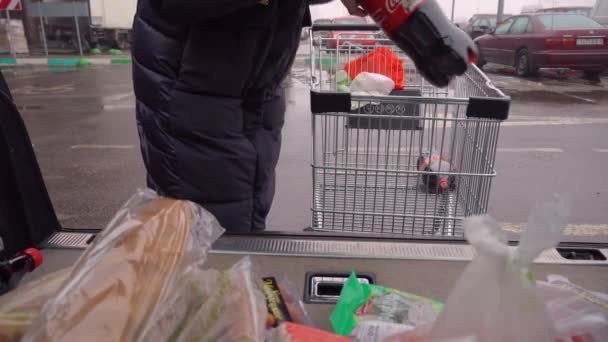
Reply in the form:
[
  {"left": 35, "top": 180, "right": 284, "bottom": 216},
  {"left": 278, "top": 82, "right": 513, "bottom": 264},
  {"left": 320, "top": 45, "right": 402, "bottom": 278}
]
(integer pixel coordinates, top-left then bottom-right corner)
[{"left": 308, "top": 24, "right": 511, "bottom": 238}]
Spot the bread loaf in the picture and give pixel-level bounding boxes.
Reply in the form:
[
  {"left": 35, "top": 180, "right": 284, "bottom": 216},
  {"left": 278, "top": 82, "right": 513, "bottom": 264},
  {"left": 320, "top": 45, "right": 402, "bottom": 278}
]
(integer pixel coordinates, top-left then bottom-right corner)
[{"left": 23, "top": 190, "right": 224, "bottom": 342}]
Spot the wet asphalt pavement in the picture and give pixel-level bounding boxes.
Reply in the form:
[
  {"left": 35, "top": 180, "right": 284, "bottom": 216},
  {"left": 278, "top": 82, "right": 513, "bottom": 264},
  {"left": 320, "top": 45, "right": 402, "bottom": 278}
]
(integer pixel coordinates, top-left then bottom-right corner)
[{"left": 2, "top": 54, "right": 608, "bottom": 242}]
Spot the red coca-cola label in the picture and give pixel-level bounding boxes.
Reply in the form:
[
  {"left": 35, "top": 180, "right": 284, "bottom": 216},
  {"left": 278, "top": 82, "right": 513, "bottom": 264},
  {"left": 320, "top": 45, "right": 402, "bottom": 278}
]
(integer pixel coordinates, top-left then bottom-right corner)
[{"left": 362, "top": 0, "right": 425, "bottom": 33}]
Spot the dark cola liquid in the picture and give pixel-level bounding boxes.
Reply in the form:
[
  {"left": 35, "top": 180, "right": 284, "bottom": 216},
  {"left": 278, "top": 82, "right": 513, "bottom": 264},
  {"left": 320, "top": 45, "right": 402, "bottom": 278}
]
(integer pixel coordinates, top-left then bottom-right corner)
[
  {"left": 0, "top": 249, "right": 41, "bottom": 295},
  {"left": 362, "top": 0, "right": 477, "bottom": 88}
]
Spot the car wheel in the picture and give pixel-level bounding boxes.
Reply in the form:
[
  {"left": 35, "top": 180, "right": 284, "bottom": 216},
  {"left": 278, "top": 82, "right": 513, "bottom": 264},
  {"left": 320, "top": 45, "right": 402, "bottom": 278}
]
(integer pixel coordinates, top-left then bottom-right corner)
[
  {"left": 476, "top": 44, "right": 486, "bottom": 69},
  {"left": 583, "top": 70, "right": 604, "bottom": 79},
  {"left": 515, "top": 49, "right": 537, "bottom": 77}
]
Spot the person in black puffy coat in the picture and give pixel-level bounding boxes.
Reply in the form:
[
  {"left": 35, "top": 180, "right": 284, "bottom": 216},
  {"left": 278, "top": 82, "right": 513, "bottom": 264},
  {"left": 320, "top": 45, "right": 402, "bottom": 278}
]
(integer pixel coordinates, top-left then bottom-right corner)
[{"left": 132, "top": 0, "right": 364, "bottom": 232}]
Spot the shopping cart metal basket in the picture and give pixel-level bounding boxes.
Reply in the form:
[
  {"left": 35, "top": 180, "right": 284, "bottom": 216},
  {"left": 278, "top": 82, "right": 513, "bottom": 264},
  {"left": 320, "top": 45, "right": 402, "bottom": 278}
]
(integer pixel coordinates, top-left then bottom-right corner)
[{"left": 309, "top": 24, "right": 510, "bottom": 237}]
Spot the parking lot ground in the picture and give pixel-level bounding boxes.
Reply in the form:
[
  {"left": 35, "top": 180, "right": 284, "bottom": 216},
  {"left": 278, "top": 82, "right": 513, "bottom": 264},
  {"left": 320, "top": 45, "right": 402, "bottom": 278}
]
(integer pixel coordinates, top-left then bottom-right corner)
[{"left": 2, "top": 60, "right": 607, "bottom": 242}]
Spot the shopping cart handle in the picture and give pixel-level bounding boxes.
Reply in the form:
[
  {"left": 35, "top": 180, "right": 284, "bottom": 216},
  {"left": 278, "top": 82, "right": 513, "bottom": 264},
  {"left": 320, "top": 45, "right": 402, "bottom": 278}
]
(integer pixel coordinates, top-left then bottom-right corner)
[
  {"left": 311, "top": 24, "right": 380, "bottom": 32},
  {"left": 466, "top": 97, "right": 511, "bottom": 120},
  {"left": 310, "top": 90, "right": 351, "bottom": 114}
]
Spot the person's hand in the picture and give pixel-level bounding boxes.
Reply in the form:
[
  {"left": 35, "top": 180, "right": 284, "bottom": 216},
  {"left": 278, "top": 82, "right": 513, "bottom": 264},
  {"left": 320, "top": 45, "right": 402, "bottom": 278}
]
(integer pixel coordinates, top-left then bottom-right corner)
[{"left": 341, "top": 0, "right": 367, "bottom": 16}]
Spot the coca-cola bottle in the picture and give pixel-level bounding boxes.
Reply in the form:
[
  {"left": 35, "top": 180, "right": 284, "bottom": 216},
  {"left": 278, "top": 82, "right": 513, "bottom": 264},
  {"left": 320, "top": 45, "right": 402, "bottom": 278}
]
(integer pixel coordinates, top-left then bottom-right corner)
[
  {"left": 0, "top": 248, "right": 43, "bottom": 295},
  {"left": 417, "top": 153, "right": 455, "bottom": 193},
  {"left": 360, "top": 0, "right": 478, "bottom": 87}
]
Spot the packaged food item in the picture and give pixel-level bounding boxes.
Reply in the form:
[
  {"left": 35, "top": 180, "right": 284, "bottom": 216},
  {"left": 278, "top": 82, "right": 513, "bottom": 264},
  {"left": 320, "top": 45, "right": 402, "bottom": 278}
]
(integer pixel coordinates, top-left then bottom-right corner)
[
  {"left": 174, "top": 257, "right": 267, "bottom": 342},
  {"left": 538, "top": 275, "right": 608, "bottom": 342},
  {"left": 264, "top": 276, "right": 293, "bottom": 327},
  {"left": 23, "top": 189, "right": 225, "bottom": 342},
  {"left": 350, "top": 321, "right": 415, "bottom": 342},
  {"left": 270, "top": 322, "right": 351, "bottom": 342},
  {"left": 331, "top": 272, "right": 443, "bottom": 337},
  {"left": 0, "top": 268, "right": 70, "bottom": 342},
  {"left": 390, "top": 196, "right": 570, "bottom": 342},
  {"left": 263, "top": 274, "right": 312, "bottom": 328}
]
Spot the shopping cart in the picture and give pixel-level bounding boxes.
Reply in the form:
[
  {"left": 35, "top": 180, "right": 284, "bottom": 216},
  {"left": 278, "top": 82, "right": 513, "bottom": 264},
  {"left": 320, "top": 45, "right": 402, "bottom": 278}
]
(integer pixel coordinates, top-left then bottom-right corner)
[{"left": 309, "top": 24, "right": 510, "bottom": 237}]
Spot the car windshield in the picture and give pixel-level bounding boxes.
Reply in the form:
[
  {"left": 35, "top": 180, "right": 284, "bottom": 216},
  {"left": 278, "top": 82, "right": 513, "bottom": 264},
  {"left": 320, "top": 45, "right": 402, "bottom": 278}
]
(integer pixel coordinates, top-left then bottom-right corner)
[
  {"left": 475, "top": 18, "right": 496, "bottom": 27},
  {"left": 538, "top": 14, "right": 603, "bottom": 29}
]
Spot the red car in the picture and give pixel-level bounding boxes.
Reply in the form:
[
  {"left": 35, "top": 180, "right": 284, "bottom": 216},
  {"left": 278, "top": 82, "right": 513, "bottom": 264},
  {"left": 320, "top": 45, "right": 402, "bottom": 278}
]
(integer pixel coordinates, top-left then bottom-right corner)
[
  {"left": 475, "top": 13, "right": 608, "bottom": 78},
  {"left": 326, "top": 16, "right": 375, "bottom": 48}
]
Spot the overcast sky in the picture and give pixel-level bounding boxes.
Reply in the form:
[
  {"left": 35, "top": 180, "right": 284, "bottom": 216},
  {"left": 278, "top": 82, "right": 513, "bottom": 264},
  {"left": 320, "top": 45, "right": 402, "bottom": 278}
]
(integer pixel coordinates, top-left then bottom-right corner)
[{"left": 310, "top": 0, "right": 597, "bottom": 22}]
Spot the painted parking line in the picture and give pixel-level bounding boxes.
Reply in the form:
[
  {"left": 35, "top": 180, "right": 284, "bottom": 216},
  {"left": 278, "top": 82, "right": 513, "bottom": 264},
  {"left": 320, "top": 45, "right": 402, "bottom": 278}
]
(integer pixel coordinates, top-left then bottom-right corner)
[
  {"left": 70, "top": 144, "right": 135, "bottom": 150},
  {"left": 502, "top": 223, "right": 608, "bottom": 236},
  {"left": 503, "top": 117, "right": 608, "bottom": 127},
  {"left": 102, "top": 92, "right": 134, "bottom": 103},
  {"left": 592, "top": 148, "right": 608, "bottom": 153},
  {"left": 102, "top": 104, "right": 136, "bottom": 110},
  {"left": 561, "top": 93, "right": 596, "bottom": 104},
  {"left": 498, "top": 148, "right": 563, "bottom": 153}
]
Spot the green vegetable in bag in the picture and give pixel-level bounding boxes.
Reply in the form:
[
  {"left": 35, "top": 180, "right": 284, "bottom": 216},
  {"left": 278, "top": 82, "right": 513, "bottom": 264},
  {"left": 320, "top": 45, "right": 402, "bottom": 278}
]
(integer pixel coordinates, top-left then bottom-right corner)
[{"left": 330, "top": 272, "right": 443, "bottom": 336}]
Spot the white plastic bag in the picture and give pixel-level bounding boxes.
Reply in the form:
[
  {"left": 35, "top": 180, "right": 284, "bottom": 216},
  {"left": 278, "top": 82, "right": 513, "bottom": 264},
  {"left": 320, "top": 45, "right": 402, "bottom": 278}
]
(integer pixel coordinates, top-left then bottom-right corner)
[
  {"left": 350, "top": 72, "right": 395, "bottom": 96},
  {"left": 391, "top": 196, "right": 570, "bottom": 342},
  {"left": 538, "top": 275, "right": 608, "bottom": 342}
]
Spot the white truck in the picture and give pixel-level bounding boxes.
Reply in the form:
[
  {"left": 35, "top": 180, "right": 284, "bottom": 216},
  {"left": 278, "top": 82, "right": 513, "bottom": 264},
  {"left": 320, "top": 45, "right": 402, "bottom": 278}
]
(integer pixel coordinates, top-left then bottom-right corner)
[{"left": 88, "top": 0, "right": 137, "bottom": 49}]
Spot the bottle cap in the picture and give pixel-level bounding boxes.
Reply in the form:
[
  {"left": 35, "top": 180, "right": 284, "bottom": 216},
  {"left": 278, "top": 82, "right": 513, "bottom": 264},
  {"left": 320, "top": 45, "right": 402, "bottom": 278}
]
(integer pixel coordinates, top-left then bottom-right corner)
[
  {"left": 438, "top": 178, "right": 449, "bottom": 191},
  {"left": 19, "top": 248, "right": 43, "bottom": 269}
]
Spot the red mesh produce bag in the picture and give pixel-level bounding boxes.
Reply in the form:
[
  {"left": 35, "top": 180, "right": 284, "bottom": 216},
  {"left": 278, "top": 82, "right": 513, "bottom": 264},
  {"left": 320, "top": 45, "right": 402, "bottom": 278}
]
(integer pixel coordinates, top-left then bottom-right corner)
[{"left": 344, "top": 47, "right": 405, "bottom": 89}]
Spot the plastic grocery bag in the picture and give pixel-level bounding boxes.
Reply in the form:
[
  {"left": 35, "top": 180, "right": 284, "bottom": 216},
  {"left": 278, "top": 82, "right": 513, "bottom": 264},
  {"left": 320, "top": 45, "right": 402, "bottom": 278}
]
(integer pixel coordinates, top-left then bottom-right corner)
[
  {"left": 331, "top": 272, "right": 443, "bottom": 338},
  {"left": 350, "top": 72, "right": 395, "bottom": 97},
  {"left": 335, "top": 70, "right": 351, "bottom": 93},
  {"left": 173, "top": 256, "right": 267, "bottom": 342},
  {"left": 137, "top": 266, "right": 221, "bottom": 341},
  {"left": 391, "top": 195, "right": 570, "bottom": 342},
  {"left": 538, "top": 275, "right": 608, "bottom": 341},
  {"left": 344, "top": 47, "right": 405, "bottom": 89},
  {"left": 0, "top": 268, "right": 71, "bottom": 342},
  {"left": 23, "top": 189, "right": 225, "bottom": 342}
]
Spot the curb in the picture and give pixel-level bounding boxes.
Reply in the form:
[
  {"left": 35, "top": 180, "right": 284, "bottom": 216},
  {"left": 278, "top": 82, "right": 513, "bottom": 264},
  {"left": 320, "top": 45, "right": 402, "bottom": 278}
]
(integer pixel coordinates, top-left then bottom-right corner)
[
  {"left": 304, "top": 57, "right": 337, "bottom": 65},
  {"left": 0, "top": 57, "right": 132, "bottom": 66}
]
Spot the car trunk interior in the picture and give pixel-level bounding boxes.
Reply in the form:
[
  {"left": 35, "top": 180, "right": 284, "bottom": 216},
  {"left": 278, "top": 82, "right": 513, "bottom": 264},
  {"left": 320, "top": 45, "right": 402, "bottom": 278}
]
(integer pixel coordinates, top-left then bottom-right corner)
[{"left": 26, "top": 238, "right": 608, "bottom": 331}]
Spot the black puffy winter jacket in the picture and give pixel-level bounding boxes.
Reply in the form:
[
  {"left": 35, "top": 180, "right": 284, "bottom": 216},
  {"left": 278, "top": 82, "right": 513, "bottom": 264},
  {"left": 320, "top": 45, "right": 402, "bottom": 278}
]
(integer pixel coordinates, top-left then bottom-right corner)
[{"left": 133, "top": 0, "right": 318, "bottom": 232}]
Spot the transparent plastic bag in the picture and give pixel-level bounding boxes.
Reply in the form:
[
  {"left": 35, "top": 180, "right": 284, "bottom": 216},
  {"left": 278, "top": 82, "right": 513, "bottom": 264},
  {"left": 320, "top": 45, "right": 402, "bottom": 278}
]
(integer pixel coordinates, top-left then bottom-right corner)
[
  {"left": 0, "top": 268, "right": 71, "bottom": 342},
  {"left": 332, "top": 272, "right": 443, "bottom": 338},
  {"left": 138, "top": 267, "right": 221, "bottom": 341},
  {"left": 390, "top": 195, "right": 570, "bottom": 342},
  {"left": 538, "top": 275, "right": 608, "bottom": 342},
  {"left": 23, "top": 189, "right": 225, "bottom": 342},
  {"left": 174, "top": 257, "right": 267, "bottom": 342}
]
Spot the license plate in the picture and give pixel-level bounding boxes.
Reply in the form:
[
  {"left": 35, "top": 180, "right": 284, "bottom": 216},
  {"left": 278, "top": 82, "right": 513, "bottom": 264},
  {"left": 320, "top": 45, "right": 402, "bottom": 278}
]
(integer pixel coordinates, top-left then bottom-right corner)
[{"left": 576, "top": 38, "right": 604, "bottom": 46}]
